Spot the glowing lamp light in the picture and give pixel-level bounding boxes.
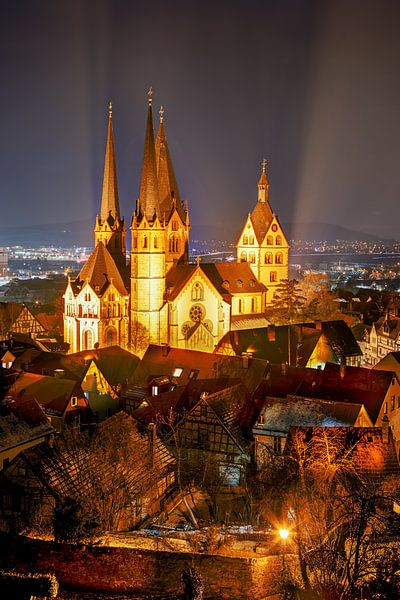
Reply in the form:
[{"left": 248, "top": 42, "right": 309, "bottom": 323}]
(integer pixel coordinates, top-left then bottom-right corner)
[{"left": 278, "top": 528, "right": 289, "bottom": 540}]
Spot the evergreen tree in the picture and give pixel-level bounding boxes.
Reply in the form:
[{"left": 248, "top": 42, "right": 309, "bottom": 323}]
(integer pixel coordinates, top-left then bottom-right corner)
[{"left": 268, "top": 279, "right": 306, "bottom": 324}]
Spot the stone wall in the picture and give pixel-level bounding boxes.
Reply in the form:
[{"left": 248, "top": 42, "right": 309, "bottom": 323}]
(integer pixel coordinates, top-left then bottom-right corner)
[{"left": 0, "top": 534, "right": 299, "bottom": 599}]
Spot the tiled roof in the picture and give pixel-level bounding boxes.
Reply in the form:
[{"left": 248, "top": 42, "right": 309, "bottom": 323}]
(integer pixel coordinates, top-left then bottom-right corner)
[
  {"left": 253, "top": 396, "right": 369, "bottom": 435},
  {"left": 0, "top": 397, "right": 54, "bottom": 453},
  {"left": 243, "top": 362, "right": 396, "bottom": 429},
  {"left": 128, "top": 344, "right": 269, "bottom": 396},
  {"left": 250, "top": 201, "right": 273, "bottom": 244},
  {"left": 10, "top": 372, "right": 82, "bottom": 416},
  {"left": 31, "top": 411, "right": 175, "bottom": 500},
  {"left": 165, "top": 262, "right": 266, "bottom": 303},
  {"left": 215, "top": 320, "right": 361, "bottom": 365},
  {"left": 70, "top": 346, "right": 140, "bottom": 387},
  {"left": 74, "top": 242, "right": 128, "bottom": 297}
]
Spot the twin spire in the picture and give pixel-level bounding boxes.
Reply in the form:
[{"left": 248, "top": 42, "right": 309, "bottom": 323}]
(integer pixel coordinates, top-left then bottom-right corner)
[{"left": 138, "top": 88, "right": 182, "bottom": 221}]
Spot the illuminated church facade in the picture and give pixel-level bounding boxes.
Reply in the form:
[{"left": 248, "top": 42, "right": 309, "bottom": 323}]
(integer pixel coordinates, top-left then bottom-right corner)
[{"left": 64, "top": 91, "right": 289, "bottom": 355}]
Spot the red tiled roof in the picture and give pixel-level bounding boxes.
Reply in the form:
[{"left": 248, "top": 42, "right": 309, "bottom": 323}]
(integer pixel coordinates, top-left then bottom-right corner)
[{"left": 74, "top": 242, "right": 128, "bottom": 297}]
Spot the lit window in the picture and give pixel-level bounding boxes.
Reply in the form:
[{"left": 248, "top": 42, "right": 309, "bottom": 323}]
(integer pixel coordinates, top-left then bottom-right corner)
[
  {"left": 276, "top": 235, "right": 282, "bottom": 246},
  {"left": 240, "top": 252, "right": 247, "bottom": 262},
  {"left": 249, "top": 236, "right": 254, "bottom": 244},
  {"left": 266, "top": 235, "right": 273, "bottom": 245},
  {"left": 71, "top": 397, "right": 78, "bottom": 407},
  {"left": 391, "top": 396, "right": 395, "bottom": 411},
  {"left": 243, "top": 235, "right": 248, "bottom": 245},
  {"left": 173, "top": 367, "right": 183, "bottom": 377},
  {"left": 275, "top": 252, "right": 283, "bottom": 264},
  {"left": 265, "top": 252, "right": 273, "bottom": 264}
]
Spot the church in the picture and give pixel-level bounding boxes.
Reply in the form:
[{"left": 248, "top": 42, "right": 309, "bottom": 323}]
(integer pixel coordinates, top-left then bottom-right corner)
[{"left": 63, "top": 90, "right": 289, "bottom": 355}]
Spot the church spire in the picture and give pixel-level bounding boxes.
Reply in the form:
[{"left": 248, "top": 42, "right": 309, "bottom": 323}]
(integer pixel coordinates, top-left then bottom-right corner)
[
  {"left": 258, "top": 158, "right": 270, "bottom": 204},
  {"left": 100, "top": 101, "right": 120, "bottom": 222},
  {"left": 138, "top": 87, "right": 160, "bottom": 220},
  {"left": 155, "top": 105, "right": 181, "bottom": 216}
]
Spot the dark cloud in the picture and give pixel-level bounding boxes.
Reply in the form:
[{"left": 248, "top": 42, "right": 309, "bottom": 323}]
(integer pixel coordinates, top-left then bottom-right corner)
[{"left": 0, "top": 0, "right": 399, "bottom": 239}]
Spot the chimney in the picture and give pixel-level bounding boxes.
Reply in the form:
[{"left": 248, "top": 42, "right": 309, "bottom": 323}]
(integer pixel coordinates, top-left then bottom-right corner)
[
  {"left": 339, "top": 358, "right": 346, "bottom": 379},
  {"left": 315, "top": 320, "right": 322, "bottom": 330},
  {"left": 161, "top": 343, "right": 169, "bottom": 357},
  {"left": 382, "top": 414, "right": 389, "bottom": 444},
  {"left": 241, "top": 352, "right": 251, "bottom": 369}
]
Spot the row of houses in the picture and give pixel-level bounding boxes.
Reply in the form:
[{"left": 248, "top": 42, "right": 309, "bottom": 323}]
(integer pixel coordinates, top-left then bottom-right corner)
[{"left": 1, "top": 318, "right": 400, "bottom": 533}]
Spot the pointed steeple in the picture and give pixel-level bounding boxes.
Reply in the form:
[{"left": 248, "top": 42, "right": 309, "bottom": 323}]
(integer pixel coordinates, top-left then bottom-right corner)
[
  {"left": 100, "top": 101, "right": 120, "bottom": 222},
  {"left": 138, "top": 88, "right": 160, "bottom": 221},
  {"left": 258, "top": 158, "right": 270, "bottom": 204},
  {"left": 155, "top": 105, "right": 181, "bottom": 217}
]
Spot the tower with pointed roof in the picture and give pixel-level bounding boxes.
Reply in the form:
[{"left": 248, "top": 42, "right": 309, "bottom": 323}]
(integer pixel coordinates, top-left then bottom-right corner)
[
  {"left": 236, "top": 160, "right": 289, "bottom": 303},
  {"left": 94, "top": 102, "right": 126, "bottom": 270},
  {"left": 64, "top": 105, "right": 129, "bottom": 353},
  {"left": 130, "top": 91, "right": 190, "bottom": 353}
]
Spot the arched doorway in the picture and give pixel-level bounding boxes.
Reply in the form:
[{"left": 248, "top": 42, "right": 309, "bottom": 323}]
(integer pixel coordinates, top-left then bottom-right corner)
[
  {"left": 105, "top": 327, "right": 117, "bottom": 347},
  {"left": 82, "top": 328, "right": 94, "bottom": 350}
]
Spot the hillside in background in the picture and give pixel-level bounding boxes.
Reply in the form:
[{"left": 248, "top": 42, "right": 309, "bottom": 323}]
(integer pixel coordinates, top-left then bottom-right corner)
[{"left": 0, "top": 219, "right": 396, "bottom": 248}]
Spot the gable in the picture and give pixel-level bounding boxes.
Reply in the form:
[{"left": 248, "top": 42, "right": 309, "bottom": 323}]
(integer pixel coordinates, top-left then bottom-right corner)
[
  {"left": 237, "top": 215, "right": 258, "bottom": 248},
  {"left": 261, "top": 215, "right": 289, "bottom": 247}
]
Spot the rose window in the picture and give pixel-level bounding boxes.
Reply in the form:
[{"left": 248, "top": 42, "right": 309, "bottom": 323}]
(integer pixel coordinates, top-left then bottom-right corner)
[{"left": 189, "top": 304, "right": 205, "bottom": 322}]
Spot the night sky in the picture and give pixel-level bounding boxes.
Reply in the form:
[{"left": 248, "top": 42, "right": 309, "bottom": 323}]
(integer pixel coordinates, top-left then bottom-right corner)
[{"left": 1, "top": 0, "right": 400, "bottom": 241}]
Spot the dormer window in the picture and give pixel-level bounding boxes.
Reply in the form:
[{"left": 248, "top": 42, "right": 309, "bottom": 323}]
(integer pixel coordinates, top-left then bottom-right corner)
[
  {"left": 222, "top": 280, "right": 230, "bottom": 289},
  {"left": 237, "top": 279, "right": 243, "bottom": 288}
]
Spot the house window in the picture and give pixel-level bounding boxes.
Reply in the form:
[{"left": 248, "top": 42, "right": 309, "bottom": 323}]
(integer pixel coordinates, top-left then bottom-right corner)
[
  {"left": 133, "top": 236, "right": 137, "bottom": 249},
  {"left": 154, "top": 236, "right": 158, "bottom": 249},
  {"left": 249, "top": 236, "right": 254, "bottom": 244},
  {"left": 240, "top": 252, "right": 247, "bottom": 262},
  {"left": 391, "top": 396, "right": 395, "bottom": 411},
  {"left": 266, "top": 235, "right": 273, "bottom": 245},
  {"left": 270, "top": 271, "right": 277, "bottom": 282},
  {"left": 275, "top": 252, "right": 283, "bottom": 264},
  {"left": 172, "top": 220, "right": 179, "bottom": 231},
  {"left": 273, "top": 436, "right": 282, "bottom": 454},
  {"left": 249, "top": 252, "right": 256, "bottom": 264},
  {"left": 173, "top": 367, "right": 183, "bottom": 377},
  {"left": 251, "top": 298, "right": 256, "bottom": 312},
  {"left": 243, "top": 235, "right": 248, "bottom": 245},
  {"left": 276, "top": 235, "right": 282, "bottom": 246},
  {"left": 265, "top": 252, "right": 273, "bottom": 264},
  {"left": 238, "top": 299, "right": 243, "bottom": 313},
  {"left": 143, "top": 236, "right": 148, "bottom": 249},
  {"left": 71, "top": 396, "right": 78, "bottom": 407},
  {"left": 384, "top": 402, "right": 388, "bottom": 414}
]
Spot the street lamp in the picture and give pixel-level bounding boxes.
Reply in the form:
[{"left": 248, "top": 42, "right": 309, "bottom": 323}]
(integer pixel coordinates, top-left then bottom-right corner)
[{"left": 279, "top": 528, "right": 289, "bottom": 540}]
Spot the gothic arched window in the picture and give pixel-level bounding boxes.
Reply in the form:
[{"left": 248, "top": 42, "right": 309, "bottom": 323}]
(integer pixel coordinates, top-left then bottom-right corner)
[
  {"left": 154, "top": 236, "right": 158, "bottom": 249},
  {"left": 275, "top": 252, "right": 283, "bottom": 264},
  {"left": 249, "top": 236, "right": 254, "bottom": 245},
  {"left": 249, "top": 252, "right": 256, "bottom": 264},
  {"left": 266, "top": 235, "right": 273, "bottom": 245},
  {"left": 243, "top": 235, "right": 248, "bottom": 245},
  {"left": 143, "top": 236, "right": 148, "bottom": 249},
  {"left": 191, "top": 282, "right": 204, "bottom": 301},
  {"left": 276, "top": 235, "right": 282, "bottom": 246},
  {"left": 270, "top": 272, "right": 277, "bottom": 282},
  {"left": 265, "top": 252, "right": 273, "bottom": 264},
  {"left": 240, "top": 252, "right": 247, "bottom": 263}
]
